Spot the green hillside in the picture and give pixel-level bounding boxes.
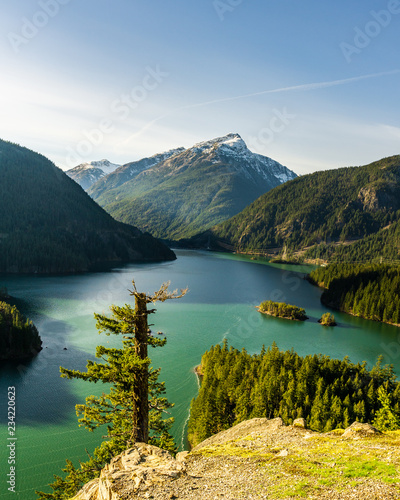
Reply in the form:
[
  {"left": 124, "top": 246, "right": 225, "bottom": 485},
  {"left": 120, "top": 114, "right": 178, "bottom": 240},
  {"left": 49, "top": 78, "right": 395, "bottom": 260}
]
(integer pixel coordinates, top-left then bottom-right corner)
[
  {"left": 205, "top": 155, "right": 400, "bottom": 261},
  {"left": 0, "top": 139, "right": 175, "bottom": 273},
  {"left": 304, "top": 218, "right": 400, "bottom": 263},
  {"left": 99, "top": 167, "right": 262, "bottom": 240}
]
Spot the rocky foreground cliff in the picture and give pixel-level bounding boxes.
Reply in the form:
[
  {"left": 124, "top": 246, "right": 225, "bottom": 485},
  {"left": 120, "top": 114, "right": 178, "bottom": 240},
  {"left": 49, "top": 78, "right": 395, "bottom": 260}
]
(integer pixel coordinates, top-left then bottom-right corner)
[{"left": 71, "top": 418, "right": 400, "bottom": 499}]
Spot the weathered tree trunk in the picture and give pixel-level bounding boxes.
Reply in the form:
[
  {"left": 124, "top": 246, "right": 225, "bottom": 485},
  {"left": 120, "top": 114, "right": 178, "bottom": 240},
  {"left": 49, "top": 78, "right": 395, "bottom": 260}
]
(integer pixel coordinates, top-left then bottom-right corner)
[{"left": 133, "top": 292, "right": 149, "bottom": 443}]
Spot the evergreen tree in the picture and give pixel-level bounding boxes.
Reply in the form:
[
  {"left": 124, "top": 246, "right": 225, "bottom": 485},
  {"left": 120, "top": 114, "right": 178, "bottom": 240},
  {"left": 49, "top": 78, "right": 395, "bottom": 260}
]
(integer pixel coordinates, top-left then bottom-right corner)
[
  {"left": 373, "top": 386, "right": 400, "bottom": 432},
  {"left": 36, "top": 280, "right": 187, "bottom": 499}
]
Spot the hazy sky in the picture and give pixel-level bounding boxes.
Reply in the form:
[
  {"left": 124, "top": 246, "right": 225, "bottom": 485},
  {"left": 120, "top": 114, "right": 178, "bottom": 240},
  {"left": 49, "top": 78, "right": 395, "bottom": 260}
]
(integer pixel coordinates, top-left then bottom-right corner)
[{"left": 0, "top": 0, "right": 399, "bottom": 174}]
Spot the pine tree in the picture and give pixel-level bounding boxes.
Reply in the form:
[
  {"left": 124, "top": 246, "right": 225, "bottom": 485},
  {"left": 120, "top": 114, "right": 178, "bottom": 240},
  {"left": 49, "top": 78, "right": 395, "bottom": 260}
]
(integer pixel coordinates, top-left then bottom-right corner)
[
  {"left": 343, "top": 408, "right": 351, "bottom": 428},
  {"left": 373, "top": 386, "right": 400, "bottom": 432},
  {"left": 36, "top": 280, "right": 187, "bottom": 500},
  {"left": 61, "top": 280, "right": 187, "bottom": 446}
]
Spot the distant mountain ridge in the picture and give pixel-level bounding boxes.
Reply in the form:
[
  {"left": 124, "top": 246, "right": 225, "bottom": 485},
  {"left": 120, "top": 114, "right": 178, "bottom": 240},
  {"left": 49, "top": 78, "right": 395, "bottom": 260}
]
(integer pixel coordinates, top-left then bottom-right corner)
[
  {"left": 0, "top": 139, "right": 175, "bottom": 273},
  {"left": 66, "top": 159, "right": 121, "bottom": 190},
  {"left": 200, "top": 155, "right": 400, "bottom": 263},
  {"left": 89, "top": 133, "right": 297, "bottom": 240},
  {"left": 88, "top": 148, "right": 185, "bottom": 199}
]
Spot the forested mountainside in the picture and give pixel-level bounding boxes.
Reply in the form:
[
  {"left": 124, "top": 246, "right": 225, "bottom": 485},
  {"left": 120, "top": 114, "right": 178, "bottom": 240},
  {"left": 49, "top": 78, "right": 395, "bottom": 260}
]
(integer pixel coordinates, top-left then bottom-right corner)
[
  {"left": 200, "top": 155, "right": 400, "bottom": 262},
  {"left": 304, "top": 218, "right": 400, "bottom": 263},
  {"left": 0, "top": 139, "right": 175, "bottom": 273}
]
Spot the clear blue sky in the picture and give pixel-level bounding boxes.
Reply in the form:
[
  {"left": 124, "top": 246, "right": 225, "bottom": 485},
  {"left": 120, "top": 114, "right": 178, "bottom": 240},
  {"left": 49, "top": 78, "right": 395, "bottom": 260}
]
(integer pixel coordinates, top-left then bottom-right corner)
[{"left": 0, "top": 0, "right": 399, "bottom": 174}]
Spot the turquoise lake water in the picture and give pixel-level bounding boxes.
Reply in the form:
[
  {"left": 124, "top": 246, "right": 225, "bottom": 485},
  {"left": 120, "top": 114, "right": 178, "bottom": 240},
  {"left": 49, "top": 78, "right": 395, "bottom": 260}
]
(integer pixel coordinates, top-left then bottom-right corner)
[{"left": 1, "top": 250, "right": 400, "bottom": 499}]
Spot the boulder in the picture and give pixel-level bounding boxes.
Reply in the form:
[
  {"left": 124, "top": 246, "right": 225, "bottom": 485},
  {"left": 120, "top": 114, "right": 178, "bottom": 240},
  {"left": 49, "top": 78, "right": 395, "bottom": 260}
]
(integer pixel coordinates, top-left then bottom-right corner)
[
  {"left": 71, "top": 443, "right": 186, "bottom": 500},
  {"left": 192, "top": 417, "right": 284, "bottom": 451},
  {"left": 292, "top": 418, "right": 307, "bottom": 429},
  {"left": 342, "top": 422, "right": 381, "bottom": 439}
]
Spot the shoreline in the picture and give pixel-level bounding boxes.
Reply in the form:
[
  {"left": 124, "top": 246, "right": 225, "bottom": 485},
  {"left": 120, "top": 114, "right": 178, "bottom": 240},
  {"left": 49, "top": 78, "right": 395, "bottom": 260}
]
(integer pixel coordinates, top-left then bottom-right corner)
[
  {"left": 307, "top": 279, "right": 400, "bottom": 329},
  {"left": 194, "top": 364, "right": 203, "bottom": 378},
  {"left": 321, "top": 300, "right": 400, "bottom": 329}
]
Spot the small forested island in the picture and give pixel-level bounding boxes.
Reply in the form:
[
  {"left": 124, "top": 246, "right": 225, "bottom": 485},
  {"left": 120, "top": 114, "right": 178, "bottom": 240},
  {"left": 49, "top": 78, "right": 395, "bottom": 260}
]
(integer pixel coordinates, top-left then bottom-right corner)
[
  {"left": 309, "top": 264, "right": 400, "bottom": 326},
  {"left": 319, "top": 312, "right": 337, "bottom": 326},
  {"left": 0, "top": 301, "right": 42, "bottom": 361},
  {"left": 258, "top": 299, "right": 308, "bottom": 321}
]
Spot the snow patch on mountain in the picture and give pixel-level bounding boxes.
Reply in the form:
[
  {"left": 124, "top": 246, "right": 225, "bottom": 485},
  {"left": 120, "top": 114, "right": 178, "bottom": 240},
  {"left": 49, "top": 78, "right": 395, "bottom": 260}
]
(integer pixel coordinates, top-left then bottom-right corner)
[
  {"left": 87, "top": 148, "right": 186, "bottom": 197},
  {"left": 67, "top": 159, "right": 120, "bottom": 175},
  {"left": 112, "top": 147, "right": 185, "bottom": 178},
  {"left": 191, "top": 133, "right": 296, "bottom": 186},
  {"left": 193, "top": 133, "right": 246, "bottom": 155},
  {"left": 66, "top": 159, "right": 121, "bottom": 190},
  {"left": 86, "top": 159, "right": 121, "bottom": 174}
]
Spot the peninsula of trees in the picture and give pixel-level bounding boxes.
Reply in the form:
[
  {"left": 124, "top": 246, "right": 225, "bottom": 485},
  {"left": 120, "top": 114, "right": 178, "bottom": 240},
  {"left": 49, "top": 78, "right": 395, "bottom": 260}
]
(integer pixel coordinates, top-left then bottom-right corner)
[
  {"left": 188, "top": 342, "right": 400, "bottom": 447},
  {"left": 258, "top": 300, "right": 308, "bottom": 321},
  {"left": 309, "top": 264, "right": 400, "bottom": 326},
  {"left": 0, "top": 301, "right": 42, "bottom": 361}
]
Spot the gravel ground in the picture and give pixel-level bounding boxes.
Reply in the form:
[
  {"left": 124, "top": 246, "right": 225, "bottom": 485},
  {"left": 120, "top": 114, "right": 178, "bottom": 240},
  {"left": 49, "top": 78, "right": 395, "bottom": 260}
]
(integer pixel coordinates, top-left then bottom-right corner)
[{"left": 73, "top": 418, "right": 400, "bottom": 500}]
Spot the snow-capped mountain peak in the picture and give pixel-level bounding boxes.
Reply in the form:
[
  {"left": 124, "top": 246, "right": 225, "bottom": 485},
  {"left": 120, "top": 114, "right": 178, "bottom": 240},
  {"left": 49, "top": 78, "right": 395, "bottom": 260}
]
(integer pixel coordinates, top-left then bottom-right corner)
[
  {"left": 87, "top": 159, "right": 121, "bottom": 174},
  {"left": 190, "top": 133, "right": 296, "bottom": 185},
  {"left": 193, "top": 133, "right": 246, "bottom": 154},
  {"left": 72, "top": 159, "right": 120, "bottom": 174},
  {"left": 66, "top": 159, "right": 121, "bottom": 190},
  {"left": 87, "top": 133, "right": 297, "bottom": 241}
]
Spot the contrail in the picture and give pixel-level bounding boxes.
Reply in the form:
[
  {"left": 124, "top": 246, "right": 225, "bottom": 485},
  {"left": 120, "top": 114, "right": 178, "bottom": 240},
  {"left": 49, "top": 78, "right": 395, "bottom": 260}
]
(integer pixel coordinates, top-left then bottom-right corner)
[
  {"left": 119, "top": 69, "right": 400, "bottom": 144},
  {"left": 182, "top": 69, "right": 400, "bottom": 109}
]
